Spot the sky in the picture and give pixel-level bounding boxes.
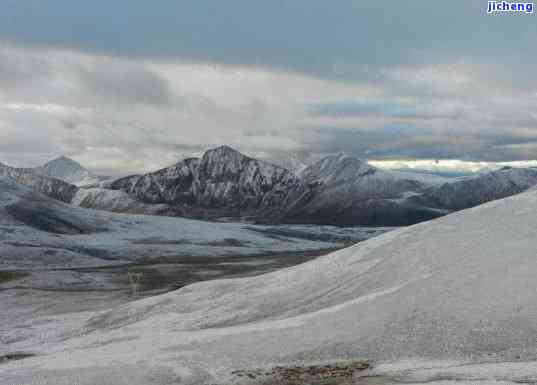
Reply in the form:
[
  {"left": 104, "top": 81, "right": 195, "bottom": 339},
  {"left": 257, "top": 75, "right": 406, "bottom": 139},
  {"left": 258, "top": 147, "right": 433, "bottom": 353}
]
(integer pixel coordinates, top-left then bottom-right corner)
[{"left": 0, "top": 0, "right": 536, "bottom": 175}]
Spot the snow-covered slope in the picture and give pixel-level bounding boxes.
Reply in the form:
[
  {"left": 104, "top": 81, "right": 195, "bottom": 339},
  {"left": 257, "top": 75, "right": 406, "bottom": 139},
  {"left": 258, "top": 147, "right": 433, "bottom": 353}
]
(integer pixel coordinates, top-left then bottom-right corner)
[
  {"left": 0, "top": 177, "right": 342, "bottom": 270},
  {"left": 0, "top": 161, "right": 78, "bottom": 203},
  {"left": 36, "top": 156, "right": 102, "bottom": 187},
  {"left": 281, "top": 154, "right": 449, "bottom": 226},
  {"left": 4, "top": 183, "right": 537, "bottom": 384}
]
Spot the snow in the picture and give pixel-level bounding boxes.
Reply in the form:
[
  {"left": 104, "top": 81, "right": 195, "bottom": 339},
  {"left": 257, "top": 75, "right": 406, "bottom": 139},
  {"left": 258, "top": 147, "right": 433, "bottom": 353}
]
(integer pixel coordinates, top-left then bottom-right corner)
[
  {"left": 3, "top": 182, "right": 537, "bottom": 383},
  {"left": 0, "top": 177, "right": 353, "bottom": 271},
  {"left": 37, "top": 156, "right": 101, "bottom": 187}
]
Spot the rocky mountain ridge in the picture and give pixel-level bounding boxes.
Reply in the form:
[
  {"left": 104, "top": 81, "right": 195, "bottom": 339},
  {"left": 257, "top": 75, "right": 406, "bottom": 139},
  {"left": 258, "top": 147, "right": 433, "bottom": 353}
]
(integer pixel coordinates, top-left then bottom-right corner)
[{"left": 4, "top": 147, "right": 537, "bottom": 226}]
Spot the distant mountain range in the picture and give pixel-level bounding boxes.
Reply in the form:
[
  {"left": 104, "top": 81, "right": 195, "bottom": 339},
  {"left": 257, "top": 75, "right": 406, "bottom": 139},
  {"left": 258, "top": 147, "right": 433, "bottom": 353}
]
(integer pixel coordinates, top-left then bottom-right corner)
[{"left": 3, "top": 146, "right": 537, "bottom": 226}]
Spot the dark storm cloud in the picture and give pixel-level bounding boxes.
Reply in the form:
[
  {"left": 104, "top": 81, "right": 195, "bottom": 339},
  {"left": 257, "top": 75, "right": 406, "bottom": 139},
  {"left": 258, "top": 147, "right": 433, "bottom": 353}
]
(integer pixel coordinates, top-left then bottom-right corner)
[{"left": 0, "top": 1, "right": 535, "bottom": 79}]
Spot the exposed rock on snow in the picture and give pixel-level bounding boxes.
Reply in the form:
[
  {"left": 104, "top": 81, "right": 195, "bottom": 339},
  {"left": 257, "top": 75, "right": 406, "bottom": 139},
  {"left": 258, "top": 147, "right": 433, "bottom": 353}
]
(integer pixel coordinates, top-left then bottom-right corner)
[
  {"left": 108, "top": 146, "right": 304, "bottom": 220},
  {"left": 280, "top": 153, "right": 449, "bottom": 226},
  {"left": 76, "top": 148, "right": 537, "bottom": 226},
  {"left": 6, "top": 148, "right": 537, "bottom": 227}
]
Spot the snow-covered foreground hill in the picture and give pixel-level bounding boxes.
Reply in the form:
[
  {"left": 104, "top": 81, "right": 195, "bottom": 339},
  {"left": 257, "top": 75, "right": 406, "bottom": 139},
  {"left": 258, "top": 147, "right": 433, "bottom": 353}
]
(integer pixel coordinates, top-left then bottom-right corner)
[{"left": 3, "top": 183, "right": 537, "bottom": 384}]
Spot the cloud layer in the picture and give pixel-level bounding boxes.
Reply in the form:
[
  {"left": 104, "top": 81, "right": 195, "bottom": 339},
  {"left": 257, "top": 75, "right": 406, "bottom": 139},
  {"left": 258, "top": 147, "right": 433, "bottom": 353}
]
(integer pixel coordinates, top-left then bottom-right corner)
[{"left": 0, "top": 2, "right": 536, "bottom": 175}]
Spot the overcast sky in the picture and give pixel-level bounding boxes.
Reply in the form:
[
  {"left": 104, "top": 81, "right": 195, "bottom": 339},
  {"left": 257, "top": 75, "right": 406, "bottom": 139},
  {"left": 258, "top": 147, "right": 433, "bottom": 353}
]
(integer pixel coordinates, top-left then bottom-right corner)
[{"left": 0, "top": 1, "right": 536, "bottom": 175}]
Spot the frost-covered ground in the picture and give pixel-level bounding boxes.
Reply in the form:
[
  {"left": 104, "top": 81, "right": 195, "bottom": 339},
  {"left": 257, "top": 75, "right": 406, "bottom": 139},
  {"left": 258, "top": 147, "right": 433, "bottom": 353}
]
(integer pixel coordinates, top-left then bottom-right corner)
[
  {"left": 3, "top": 181, "right": 537, "bottom": 383},
  {"left": 0, "top": 177, "right": 390, "bottom": 271}
]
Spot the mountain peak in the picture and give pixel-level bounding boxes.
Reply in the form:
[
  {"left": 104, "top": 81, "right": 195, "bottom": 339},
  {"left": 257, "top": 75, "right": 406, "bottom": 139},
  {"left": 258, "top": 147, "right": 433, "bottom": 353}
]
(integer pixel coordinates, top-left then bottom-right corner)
[
  {"left": 46, "top": 155, "right": 83, "bottom": 168},
  {"left": 301, "top": 153, "right": 375, "bottom": 184},
  {"left": 204, "top": 145, "right": 245, "bottom": 158},
  {"left": 39, "top": 156, "right": 97, "bottom": 186}
]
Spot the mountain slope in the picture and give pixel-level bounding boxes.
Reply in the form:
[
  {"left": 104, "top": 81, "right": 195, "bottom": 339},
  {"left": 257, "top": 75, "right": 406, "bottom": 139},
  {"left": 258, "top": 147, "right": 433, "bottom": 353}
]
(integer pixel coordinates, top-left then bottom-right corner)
[
  {"left": 413, "top": 166, "right": 537, "bottom": 210},
  {"left": 280, "top": 154, "right": 449, "bottom": 226},
  {"left": 4, "top": 184, "right": 537, "bottom": 384},
  {"left": 0, "top": 162, "right": 78, "bottom": 203},
  {"left": 36, "top": 156, "right": 101, "bottom": 187},
  {"left": 109, "top": 145, "right": 304, "bottom": 219},
  {"left": 0, "top": 176, "right": 348, "bottom": 270}
]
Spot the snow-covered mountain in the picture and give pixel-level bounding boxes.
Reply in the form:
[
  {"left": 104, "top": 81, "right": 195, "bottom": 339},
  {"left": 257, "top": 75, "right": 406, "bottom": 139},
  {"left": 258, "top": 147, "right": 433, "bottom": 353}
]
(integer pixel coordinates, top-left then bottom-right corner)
[
  {"left": 5, "top": 180, "right": 537, "bottom": 384},
  {"left": 103, "top": 147, "right": 449, "bottom": 225},
  {"left": 108, "top": 145, "right": 304, "bottom": 219},
  {"left": 280, "top": 153, "right": 450, "bottom": 226},
  {"left": 5, "top": 147, "right": 537, "bottom": 227},
  {"left": 413, "top": 166, "right": 537, "bottom": 210},
  {"left": 0, "top": 161, "right": 78, "bottom": 203},
  {"left": 36, "top": 156, "right": 101, "bottom": 187},
  {"left": 82, "top": 147, "right": 537, "bottom": 226}
]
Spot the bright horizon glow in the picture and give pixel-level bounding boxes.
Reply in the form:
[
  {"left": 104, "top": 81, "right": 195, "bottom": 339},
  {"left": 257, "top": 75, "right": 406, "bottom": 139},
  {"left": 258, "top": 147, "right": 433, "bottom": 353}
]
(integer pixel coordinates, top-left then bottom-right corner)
[{"left": 370, "top": 159, "right": 537, "bottom": 174}]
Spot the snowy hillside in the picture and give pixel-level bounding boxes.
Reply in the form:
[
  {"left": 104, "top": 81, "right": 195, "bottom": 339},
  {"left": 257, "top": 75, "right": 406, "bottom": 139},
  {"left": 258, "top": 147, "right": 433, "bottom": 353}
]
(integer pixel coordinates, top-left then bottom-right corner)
[
  {"left": 36, "top": 156, "right": 101, "bottom": 187},
  {"left": 0, "top": 177, "right": 354, "bottom": 270},
  {"left": 0, "top": 161, "right": 78, "bottom": 202},
  {"left": 3, "top": 181, "right": 537, "bottom": 384}
]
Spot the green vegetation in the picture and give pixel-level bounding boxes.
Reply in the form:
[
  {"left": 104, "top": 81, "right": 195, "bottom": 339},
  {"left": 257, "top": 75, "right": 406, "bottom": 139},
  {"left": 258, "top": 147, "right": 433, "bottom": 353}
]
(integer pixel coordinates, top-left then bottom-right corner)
[{"left": 0, "top": 271, "right": 28, "bottom": 283}]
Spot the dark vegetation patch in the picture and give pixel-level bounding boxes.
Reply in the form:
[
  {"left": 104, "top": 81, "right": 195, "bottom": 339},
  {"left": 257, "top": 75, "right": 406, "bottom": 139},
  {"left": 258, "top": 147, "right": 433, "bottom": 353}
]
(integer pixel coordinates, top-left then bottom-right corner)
[
  {"left": 232, "top": 361, "right": 371, "bottom": 385},
  {"left": 130, "top": 237, "right": 248, "bottom": 247},
  {"left": 5, "top": 203, "right": 102, "bottom": 234},
  {"left": 0, "top": 270, "right": 29, "bottom": 283},
  {"left": 0, "top": 352, "right": 35, "bottom": 364}
]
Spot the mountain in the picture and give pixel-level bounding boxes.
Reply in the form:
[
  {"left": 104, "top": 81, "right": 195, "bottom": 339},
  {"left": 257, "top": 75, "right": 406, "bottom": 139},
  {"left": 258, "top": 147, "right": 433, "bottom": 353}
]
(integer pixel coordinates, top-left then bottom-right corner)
[
  {"left": 0, "top": 161, "right": 78, "bottom": 203},
  {"left": 5, "top": 183, "right": 537, "bottom": 383},
  {"left": 413, "top": 166, "right": 537, "bottom": 210},
  {"left": 6, "top": 147, "right": 537, "bottom": 227},
  {"left": 0, "top": 176, "right": 104, "bottom": 235},
  {"left": 36, "top": 156, "right": 101, "bottom": 187},
  {"left": 108, "top": 145, "right": 304, "bottom": 219},
  {"left": 104, "top": 147, "right": 449, "bottom": 225},
  {"left": 279, "top": 153, "right": 450, "bottom": 226},
  {"left": 262, "top": 149, "right": 324, "bottom": 175},
  {"left": 86, "top": 148, "right": 537, "bottom": 226}
]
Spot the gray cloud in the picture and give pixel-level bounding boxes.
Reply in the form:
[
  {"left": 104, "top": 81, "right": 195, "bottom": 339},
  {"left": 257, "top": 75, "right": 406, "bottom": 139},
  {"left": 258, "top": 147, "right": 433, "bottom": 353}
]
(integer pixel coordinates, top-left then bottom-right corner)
[
  {"left": 0, "top": 1, "right": 535, "bottom": 80},
  {"left": 0, "top": 2, "right": 536, "bottom": 173},
  {"left": 77, "top": 60, "right": 174, "bottom": 106}
]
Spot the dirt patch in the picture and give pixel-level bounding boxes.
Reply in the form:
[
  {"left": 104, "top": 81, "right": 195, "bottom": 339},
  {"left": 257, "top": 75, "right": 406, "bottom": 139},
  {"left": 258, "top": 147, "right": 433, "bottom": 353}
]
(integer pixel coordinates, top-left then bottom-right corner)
[{"left": 232, "top": 361, "right": 371, "bottom": 385}]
